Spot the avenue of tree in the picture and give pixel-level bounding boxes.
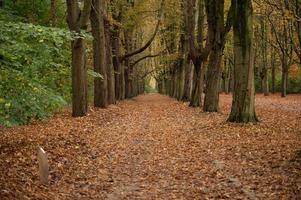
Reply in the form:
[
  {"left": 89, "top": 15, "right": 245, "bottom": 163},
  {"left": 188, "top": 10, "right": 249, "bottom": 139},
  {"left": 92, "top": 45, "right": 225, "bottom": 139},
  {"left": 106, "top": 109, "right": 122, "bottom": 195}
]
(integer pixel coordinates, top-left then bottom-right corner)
[{"left": 0, "top": 0, "right": 301, "bottom": 125}]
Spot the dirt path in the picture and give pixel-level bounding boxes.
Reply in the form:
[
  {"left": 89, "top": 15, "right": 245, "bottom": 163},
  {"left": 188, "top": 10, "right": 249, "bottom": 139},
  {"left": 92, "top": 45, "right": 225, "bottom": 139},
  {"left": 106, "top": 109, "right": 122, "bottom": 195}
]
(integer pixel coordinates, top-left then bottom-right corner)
[{"left": 0, "top": 94, "right": 301, "bottom": 199}]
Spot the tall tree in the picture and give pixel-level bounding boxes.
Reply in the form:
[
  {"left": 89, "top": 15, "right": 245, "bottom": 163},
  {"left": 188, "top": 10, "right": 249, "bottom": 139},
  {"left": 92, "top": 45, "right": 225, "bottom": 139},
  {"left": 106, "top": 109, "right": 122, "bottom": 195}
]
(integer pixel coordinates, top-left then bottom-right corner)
[
  {"left": 185, "top": 0, "right": 211, "bottom": 107},
  {"left": 104, "top": 18, "right": 116, "bottom": 104},
  {"left": 203, "top": 0, "right": 233, "bottom": 112},
  {"left": 90, "top": 0, "right": 108, "bottom": 108},
  {"left": 228, "top": 0, "right": 258, "bottom": 123},
  {"left": 111, "top": 9, "right": 122, "bottom": 100},
  {"left": 66, "top": 0, "right": 92, "bottom": 117},
  {"left": 259, "top": 16, "right": 269, "bottom": 96}
]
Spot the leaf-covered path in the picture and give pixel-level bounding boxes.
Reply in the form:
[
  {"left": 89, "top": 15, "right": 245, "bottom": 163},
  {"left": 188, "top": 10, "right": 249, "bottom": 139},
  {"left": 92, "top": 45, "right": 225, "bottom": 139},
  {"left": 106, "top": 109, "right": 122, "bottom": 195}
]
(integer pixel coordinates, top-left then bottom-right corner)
[{"left": 1, "top": 94, "right": 301, "bottom": 199}]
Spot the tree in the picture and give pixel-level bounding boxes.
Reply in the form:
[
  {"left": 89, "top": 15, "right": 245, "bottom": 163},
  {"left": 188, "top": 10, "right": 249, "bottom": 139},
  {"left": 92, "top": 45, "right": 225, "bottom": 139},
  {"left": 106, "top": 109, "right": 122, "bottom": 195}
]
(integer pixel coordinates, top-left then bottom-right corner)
[
  {"left": 203, "top": 0, "right": 233, "bottom": 112},
  {"left": 90, "top": 0, "right": 108, "bottom": 108},
  {"left": 259, "top": 16, "right": 269, "bottom": 96},
  {"left": 104, "top": 18, "right": 116, "bottom": 105},
  {"left": 228, "top": 0, "right": 258, "bottom": 123},
  {"left": 185, "top": 0, "right": 211, "bottom": 107},
  {"left": 66, "top": 0, "right": 92, "bottom": 117}
]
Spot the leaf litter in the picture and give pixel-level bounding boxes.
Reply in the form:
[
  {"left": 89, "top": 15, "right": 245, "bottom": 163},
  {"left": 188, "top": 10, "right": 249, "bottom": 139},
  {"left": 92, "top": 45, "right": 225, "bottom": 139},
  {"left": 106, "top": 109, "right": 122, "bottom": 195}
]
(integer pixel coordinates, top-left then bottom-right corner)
[{"left": 0, "top": 93, "right": 300, "bottom": 199}]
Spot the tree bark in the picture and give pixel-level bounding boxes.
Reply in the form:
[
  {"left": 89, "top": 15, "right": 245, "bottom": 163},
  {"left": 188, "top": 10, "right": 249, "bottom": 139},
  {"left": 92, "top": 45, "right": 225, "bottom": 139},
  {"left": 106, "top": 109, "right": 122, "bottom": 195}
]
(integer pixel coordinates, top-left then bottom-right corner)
[
  {"left": 281, "top": 67, "right": 288, "bottom": 97},
  {"left": 223, "top": 59, "right": 230, "bottom": 94},
  {"left": 260, "top": 16, "right": 269, "bottom": 96},
  {"left": 70, "top": 39, "right": 88, "bottom": 117},
  {"left": 271, "top": 48, "right": 276, "bottom": 94},
  {"left": 66, "top": 0, "right": 92, "bottom": 117},
  {"left": 91, "top": 0, "right": 108, "bottom": 108},
  {"left": 104, "top": 20, "right": 116, "bottom": 104},
  {"left": 228, "top": 0, "right": 258, "bottom": 123},
  {"left": 204, "top": 48, "right": 223, "bottom": 112},
  {"left": 190, "top": 60, "right": 203, "bottom": 107},
  {"left": 120, "top": 63, "right": 125, "bottom": 100},
  {"left": 124, "top": 31, "right": 132, "bottom": 99},
  {"left": 203, "top": 0, "right": 233, "bottom": 112},
  {"left": 112, "top": 24, "right": 121, "bottom": 100}
]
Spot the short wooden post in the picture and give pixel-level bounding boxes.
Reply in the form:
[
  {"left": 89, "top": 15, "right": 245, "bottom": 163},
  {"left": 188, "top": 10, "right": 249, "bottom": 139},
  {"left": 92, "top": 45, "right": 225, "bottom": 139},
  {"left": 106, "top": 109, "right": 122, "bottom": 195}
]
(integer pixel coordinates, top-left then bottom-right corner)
[{"left": 38, "top": 147, "right": 49, "bottom": 185}]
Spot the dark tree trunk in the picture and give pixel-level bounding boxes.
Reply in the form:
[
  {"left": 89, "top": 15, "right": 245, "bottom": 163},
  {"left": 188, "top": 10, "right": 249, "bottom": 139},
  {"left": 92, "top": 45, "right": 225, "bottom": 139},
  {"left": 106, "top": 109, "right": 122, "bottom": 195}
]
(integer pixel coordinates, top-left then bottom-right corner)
[
  {"left": 91, "top": 0, "right": 108, "bottom": 108},
  {"left": 224, "top": 59, "right": 230, "bottom": 94},
  {"left": 271, "top": 48, "right": 276, "bottom": 94},
  {"left": 203, "top": 0, "right": 225, "bottom": 112},
  {"left": 186, "top": 0, "right": 212, "bottom": 107},
  {"left": 66, "top": 0, "right": 92, "bottom": 117},
  {"left": 104, "top": 20, "right": 116, "bottom": 104},
  {"left": 177, "top": 62, "right": 185, "bottom": 100},
  {"left": 124, "top": 31, "right": 132, "bottom": 99},
  {"left": 71, "top": 39, "right": 88, "bottom": 117},
  {"left": 120, "top": 63, "right": 125, "bottom": 100},
  {"left": 177, "top": 34, "right": 186, "bottom": 101},
  {"left": 204, "top": 48, "right": 223, "bottom": 112},
  {"left": 260, "top": 17, "right": 269, "bottom": 96},
  {"left": 183, "top": 61, "right": 193, "bottom": 101},
  {"left": 281, "top": 68, "right": 288, "bottom": 97},
  {"left": 190, "top": 60, "right": 203, "bottom": 107},
  {"left": 203, "top": 0, "right": 233, "bottom": 112},
  {"left": 228, "top": 0, "right": 258, "bottom": 123},
  {"left": 112, "top": 25, "right": 121, "bottom": 100}
]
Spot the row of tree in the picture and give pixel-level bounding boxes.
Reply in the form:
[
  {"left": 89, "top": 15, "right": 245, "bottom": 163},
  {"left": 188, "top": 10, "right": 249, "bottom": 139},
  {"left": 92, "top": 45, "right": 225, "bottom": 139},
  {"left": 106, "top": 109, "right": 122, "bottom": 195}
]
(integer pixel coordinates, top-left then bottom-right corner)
[
  {"left": 155, "top": 0, "right": 301, "bottom": 122},
  {"left": 0, "top": 0, "right": 165, "bottom": 125},
  {"left": 155, "top": 0, "right": 257, "bottom": 122},
  {"left": 2, "top": 0, "right": 299, "bottom": 124},
  {"left": 65, "top": 0, "right": 164, "bottom": 117}
]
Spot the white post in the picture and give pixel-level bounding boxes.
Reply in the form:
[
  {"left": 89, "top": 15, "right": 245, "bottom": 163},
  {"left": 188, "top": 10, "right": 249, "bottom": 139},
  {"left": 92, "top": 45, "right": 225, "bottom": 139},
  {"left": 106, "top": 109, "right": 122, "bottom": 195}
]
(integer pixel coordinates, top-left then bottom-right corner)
[{"left": 38, "top": 147, "right": 49, "bottom": 185}]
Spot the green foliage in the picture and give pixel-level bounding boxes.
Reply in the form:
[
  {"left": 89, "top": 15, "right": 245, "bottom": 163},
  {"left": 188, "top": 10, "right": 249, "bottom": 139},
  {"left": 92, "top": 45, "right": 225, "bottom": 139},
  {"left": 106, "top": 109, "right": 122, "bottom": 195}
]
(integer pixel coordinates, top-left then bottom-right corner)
[
  {"left": 0, "top": 18, "right": 91, "bottom": 126},
  {"left": 288, "top": 78, "right": 301, "bottom": 93},
  {"left": 0, "top": 68, "right": 67, "bottom": 126},
  {"left": 3, "top": 0, "right": 67, "bottom": 27},
  {"left": 144, "top": 84, "right": 157, "bottom": 93},
  {"left": 87, "top": 69, "right": 104, "bottom": 79}
]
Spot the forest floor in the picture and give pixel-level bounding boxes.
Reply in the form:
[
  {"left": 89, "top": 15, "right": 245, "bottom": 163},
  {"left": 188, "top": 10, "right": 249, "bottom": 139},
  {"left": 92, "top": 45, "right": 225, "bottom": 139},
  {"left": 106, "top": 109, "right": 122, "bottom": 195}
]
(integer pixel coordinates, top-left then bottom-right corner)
[{"left": 0, "top": 93, "right": 301, "bottom": 200}]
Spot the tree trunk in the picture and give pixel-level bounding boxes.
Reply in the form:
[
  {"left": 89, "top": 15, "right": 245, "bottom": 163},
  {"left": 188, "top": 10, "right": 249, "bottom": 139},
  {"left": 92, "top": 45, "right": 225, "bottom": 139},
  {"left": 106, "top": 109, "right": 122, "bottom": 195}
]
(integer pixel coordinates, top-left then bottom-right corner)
[
  {"left": 71, "top": 39, "right": 88, "bottom": 117},
  {"left": 183, "top": 61, "right": 192, "bottom": 101},
  {"left": 262, "top": 68, "right": 269, "bottom": 96},
  {"left": 203, "top": 0, "right": 233, "bottom": 111},
  {"left": 229, "top": 59, "right": 234, "bottom": 92},
  {"left": 281, "top": 68, "right": 288, "bottom": 97},
  {"left": 224, "top": 59, "right": 230, "bottom": 94},
  {"left": 177, "top": 61, "right": 185, "bottom": 100},
  {"left": 271, "top": 48, "right": 276, "bottom": 94},
  {"left": 228, "top": 0, "right": 258, "bottom": 123},
  {"left": 66, "top": 0, "right": 92, "bottom": 117},
  {"left": 124, "top": 31, "right": 132, "bottom": 99},
  {"left": 172, "top": 67, "right": 177, "bottom": 98},
  {"left": 112, "top": 26, "right": 121, "bottom": 100},
  {"left": 104, "top": 20, "right": 115, "bottom": 104},
  {"left": 204, "top": 48, "right": 223, "bottom": 112},
  {"left": 260, "top": 16, "right": 269, "bottom": 96},
  {"left": 91, "top": 0, "right": 108, "bottom": 108},
  {"left": 120, "top": 63, "right": 125, "bottom": 100},
  {"left": 190, "top": 60, "right": 203, "bottom": 107}
]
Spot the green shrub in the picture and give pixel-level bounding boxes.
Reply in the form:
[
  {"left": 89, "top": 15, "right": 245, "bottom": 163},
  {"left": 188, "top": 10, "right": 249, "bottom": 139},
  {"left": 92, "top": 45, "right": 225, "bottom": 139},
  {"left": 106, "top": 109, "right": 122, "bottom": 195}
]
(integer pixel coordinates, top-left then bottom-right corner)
[{"left": 0, "top": 19, "right": 88, "bottom": 126}]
